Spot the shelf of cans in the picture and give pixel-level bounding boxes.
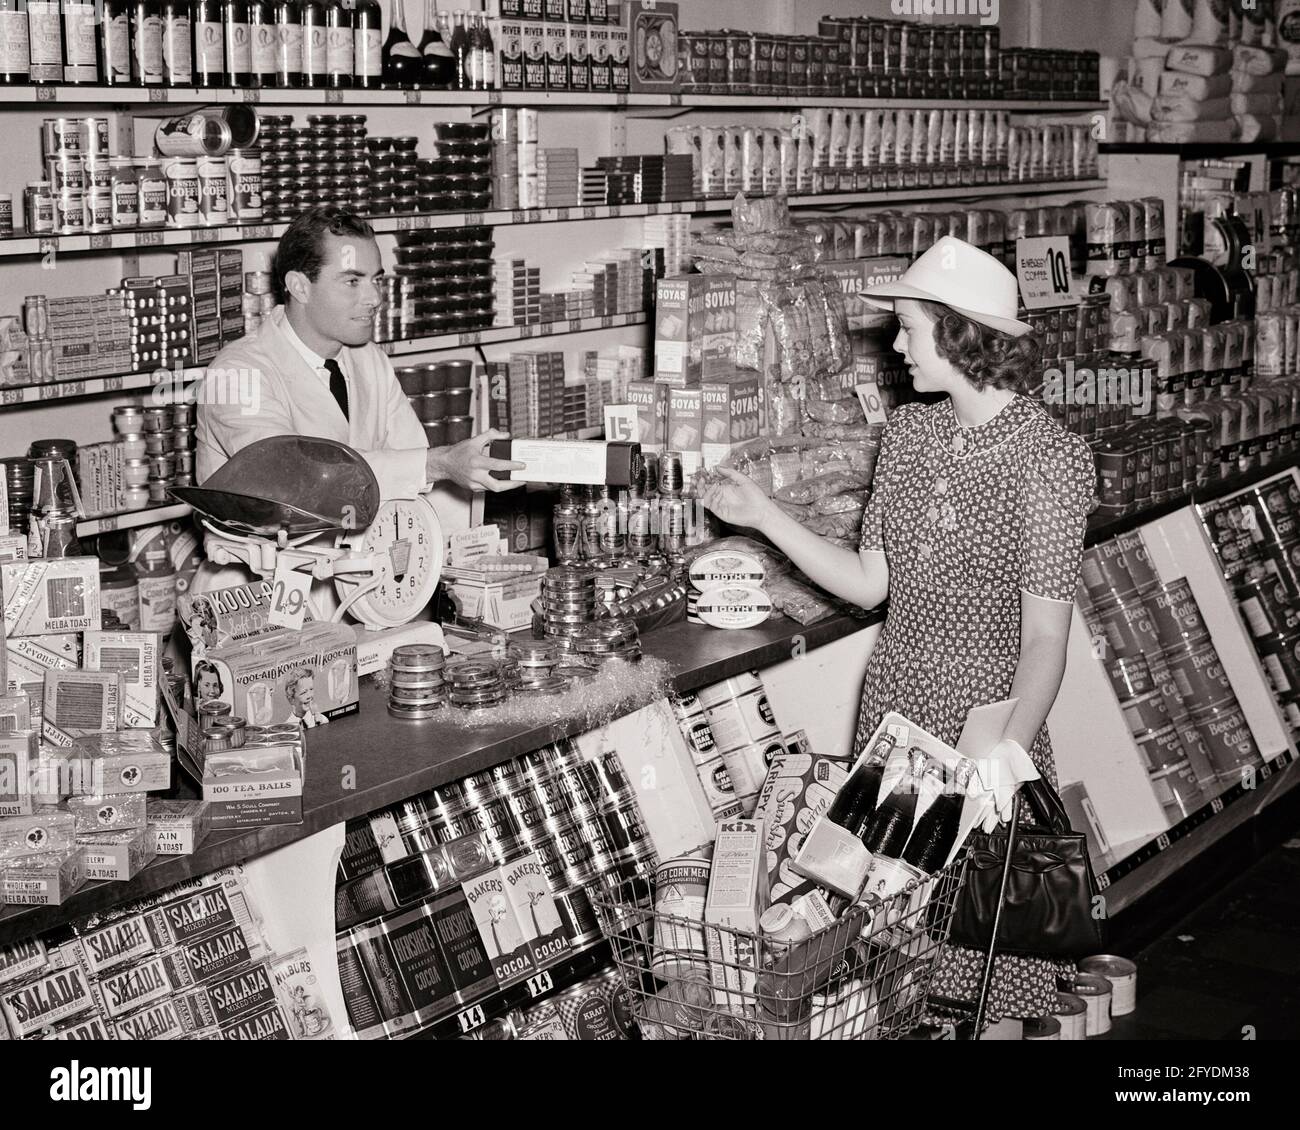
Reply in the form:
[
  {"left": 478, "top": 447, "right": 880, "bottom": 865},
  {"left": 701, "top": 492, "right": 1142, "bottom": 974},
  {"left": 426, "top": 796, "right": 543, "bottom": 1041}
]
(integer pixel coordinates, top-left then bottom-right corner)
[
  {"left": 333, "top": 735, "right": 656, "bottom": 1039},
  {"left": 678, "top": 21, "right": 1099, "bottom": 103},
  {"left": 1079, "top": 535, "right": 1271, "bottom": 827}
]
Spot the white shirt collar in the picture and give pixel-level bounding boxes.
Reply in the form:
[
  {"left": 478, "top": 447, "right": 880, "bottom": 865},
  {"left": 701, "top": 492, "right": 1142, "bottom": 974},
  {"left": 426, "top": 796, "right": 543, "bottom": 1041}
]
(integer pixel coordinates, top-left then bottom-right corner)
[{"left": 280, "top": 307, "right": 343, "bottom": 382}]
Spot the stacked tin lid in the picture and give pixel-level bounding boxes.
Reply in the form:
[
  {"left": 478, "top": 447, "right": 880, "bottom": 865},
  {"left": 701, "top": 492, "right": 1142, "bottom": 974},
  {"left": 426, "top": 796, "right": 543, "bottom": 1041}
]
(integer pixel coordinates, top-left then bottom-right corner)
[
  {"left": 540, "top": 566, "right": 599, "bottom": 639},
  {"left": 387, "top": 643, "right": 447, "bottom": 720},
  {"left": 573, "top": 618, "right": 642, "bottom": 666},
  {"left": 1, "top": 457, "right": 34, "bottom": 534},
  {"left": 198, "top": 700, "right": 247, "bottom": 754},
  {"left": 446, "top": 658, "right": 508, "bottom": 712},
  {"left": 506, "top": 639, "right": 568, "bottom": 697}
]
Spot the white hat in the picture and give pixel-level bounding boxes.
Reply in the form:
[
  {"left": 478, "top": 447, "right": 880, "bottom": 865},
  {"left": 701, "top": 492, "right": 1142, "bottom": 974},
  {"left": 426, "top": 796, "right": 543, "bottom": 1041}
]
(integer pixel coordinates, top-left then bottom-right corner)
[{"left": 860, "top": 235, "right": 1033, "bottom": 338}]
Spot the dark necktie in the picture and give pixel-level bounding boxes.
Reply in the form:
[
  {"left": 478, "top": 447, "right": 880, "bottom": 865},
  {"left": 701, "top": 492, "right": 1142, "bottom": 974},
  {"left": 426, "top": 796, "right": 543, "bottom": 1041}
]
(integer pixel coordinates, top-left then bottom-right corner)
[{"left": 324, "top": 357, "right": 349, "bottom": 422}]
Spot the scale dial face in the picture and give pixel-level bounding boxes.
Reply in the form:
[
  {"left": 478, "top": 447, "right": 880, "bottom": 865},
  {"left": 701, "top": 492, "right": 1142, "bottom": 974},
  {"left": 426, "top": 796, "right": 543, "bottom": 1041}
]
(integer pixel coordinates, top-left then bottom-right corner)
[{"left": 336, "top": 496, "right": 444, "bottom": 629}]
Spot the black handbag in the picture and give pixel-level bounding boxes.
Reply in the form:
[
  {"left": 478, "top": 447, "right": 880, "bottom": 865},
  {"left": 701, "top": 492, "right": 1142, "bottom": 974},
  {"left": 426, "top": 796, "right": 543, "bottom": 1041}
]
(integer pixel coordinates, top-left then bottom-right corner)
[{"left": 949, "top": 776, "right": 1105, "bottom": 960}]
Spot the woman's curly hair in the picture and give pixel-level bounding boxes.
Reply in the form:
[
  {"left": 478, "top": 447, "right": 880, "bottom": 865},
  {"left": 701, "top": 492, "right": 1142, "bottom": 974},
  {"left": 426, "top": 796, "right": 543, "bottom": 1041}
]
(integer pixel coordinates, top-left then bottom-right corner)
[{"left": 915, "top": 299, "right": 1041, "bottom": 393}]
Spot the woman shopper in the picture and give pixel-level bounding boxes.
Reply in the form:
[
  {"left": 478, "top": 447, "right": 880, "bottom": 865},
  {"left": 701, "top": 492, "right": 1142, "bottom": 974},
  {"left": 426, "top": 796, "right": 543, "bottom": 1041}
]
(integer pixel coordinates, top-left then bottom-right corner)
[{"left": 700, "top": 236, "right": 1096, "bottom": 1025}]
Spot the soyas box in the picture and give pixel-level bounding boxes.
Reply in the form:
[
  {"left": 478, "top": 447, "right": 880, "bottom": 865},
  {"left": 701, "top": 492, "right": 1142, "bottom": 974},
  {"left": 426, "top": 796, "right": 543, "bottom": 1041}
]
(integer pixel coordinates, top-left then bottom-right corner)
[
  {"left": 654, "top": 274, "right": 736, "bottom": 386},
  {"left": 193, "top": 621, "right": 358, "bottom": 728}
]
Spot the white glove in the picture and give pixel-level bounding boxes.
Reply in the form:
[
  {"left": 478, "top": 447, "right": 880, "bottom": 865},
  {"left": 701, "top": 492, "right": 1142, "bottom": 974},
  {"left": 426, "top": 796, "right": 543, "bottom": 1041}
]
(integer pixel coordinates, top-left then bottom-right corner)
[{"left": 973, "top": 739, "right": 1041, "bottom": 834}]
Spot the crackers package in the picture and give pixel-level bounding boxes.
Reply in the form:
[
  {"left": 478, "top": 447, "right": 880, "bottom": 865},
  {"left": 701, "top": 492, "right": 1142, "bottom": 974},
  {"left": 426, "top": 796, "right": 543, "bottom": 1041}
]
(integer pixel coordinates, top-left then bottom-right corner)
[
  {"left": 42, "top": 670, "right": 124, "bottom": 746},
  {"left": 83, "top": 630, "right": 162, "bottom": 728},
  {"left": 2, "top": 558, "right": 100, "bottom": 636}
]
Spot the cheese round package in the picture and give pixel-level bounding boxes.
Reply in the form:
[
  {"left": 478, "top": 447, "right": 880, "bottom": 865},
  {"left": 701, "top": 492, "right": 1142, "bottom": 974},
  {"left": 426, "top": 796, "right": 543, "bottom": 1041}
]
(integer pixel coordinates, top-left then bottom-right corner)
[
  {"left": 688, "top": 550, "right": 767, "bottom": 592},
  {"left": 695, "top": 584, "right": 774, "bottom": 630}
]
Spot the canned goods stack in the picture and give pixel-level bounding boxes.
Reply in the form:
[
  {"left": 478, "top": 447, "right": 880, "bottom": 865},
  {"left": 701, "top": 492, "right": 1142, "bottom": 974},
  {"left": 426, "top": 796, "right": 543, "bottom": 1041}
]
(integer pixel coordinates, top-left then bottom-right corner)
[
  {"left": 421, "top": 121, "right": 493, "bottom": 215},
  {"left": 1081, "top": 530, "right": 1265, "bottom": 813},
  {"left": 539, "top": 566, "right": 599, "bottom": 638},
  {"left": 1002, "top": 48, "right": 1102, "bottom": 101},
  {"left": 445, "top": 658, "right": 508, "bottom": 712},
  {"left": 573, "top": 618, "right": 642, "bottom": 666},
  {"left": 386, "top": 644, "right": 447, "bottom": 720},
  {"left": 671, "top": 692, "right": 743, "bottom": 822},
  {"left": 259, "top": 114, "right": 367, "bottom": 224},
  {"left": 1, "top": 457, "right": 35, "bottom": 536},
  {"left": 1201, "top": 478, "right": 1300, "bottom": 731},
  {"left": 392, "top": 359, "right": 474, "bottom": 448},
  {"left": 693, "top": 671, "right": 789, "bottom": 818},
  {"left": 380, "top": 225, "right": 495, "bottom": 343}
]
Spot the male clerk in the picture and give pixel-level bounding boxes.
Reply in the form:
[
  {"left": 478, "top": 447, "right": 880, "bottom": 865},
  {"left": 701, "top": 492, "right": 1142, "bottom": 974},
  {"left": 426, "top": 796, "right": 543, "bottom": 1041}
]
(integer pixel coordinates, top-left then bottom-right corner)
[{"left": 195, "top": 205, "right": 524, "bottom": 498}]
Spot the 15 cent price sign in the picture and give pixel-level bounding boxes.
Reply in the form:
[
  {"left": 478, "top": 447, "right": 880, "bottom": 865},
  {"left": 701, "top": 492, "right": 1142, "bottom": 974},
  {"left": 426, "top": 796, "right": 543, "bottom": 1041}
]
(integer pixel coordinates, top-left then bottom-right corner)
[{"left": 1015, "top": 236, "right": 1075, "bottom": 310}]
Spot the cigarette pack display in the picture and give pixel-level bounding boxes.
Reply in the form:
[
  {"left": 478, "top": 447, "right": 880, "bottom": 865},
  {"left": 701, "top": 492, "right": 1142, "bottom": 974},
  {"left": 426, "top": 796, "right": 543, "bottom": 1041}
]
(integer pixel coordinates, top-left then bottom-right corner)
[
  {"left": 0, "top": 806, "right": 77, "bottom": 861},
  {"left": 703, "top": 818, "right": 767, "bottom": 1008},
  {"left": 2, "top": 558, "right": 101, "bottom": 636},
  {"left": 462, "top": 868, "right": 537, "bottom": 985},
  {"left": 63, "top": 791, "right": 147, "bottom": 835},
  {"left": 0, "top": 846, "right": 86, "bottom": 906},
  {"left": 79, "top": 828, "right": 156, "bottom": 881},
  {"left": 499, "top": 851, "right": 571, "bottom": 967},
  {"left": 0, "top": 963, "right": 96, "bottom": 1036},
  {"left": 83, "top": 630, "right": 162, "bottom": 728},
  {"left": 752, "top": 749, "right": 853, "bottom": 905},
  {"left": 56, "top": 731, "right": 171, "bottom": 795},
  {"left": 145, "top": 799, "right": 212, "bottom": 856},
  {"left": 41, "top": 669, "right": 123, "bottom": 745},
  {"left": 193, "top": 621, "right": 357, "bottom": 728}
]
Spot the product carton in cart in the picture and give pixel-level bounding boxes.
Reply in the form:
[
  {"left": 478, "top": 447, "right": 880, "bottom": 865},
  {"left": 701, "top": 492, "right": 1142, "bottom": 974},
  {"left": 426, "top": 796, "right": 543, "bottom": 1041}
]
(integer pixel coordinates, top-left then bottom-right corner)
[
  {"left": 704, "top": 817, "right": 768, "bottom": 1009},
  {"left": 793, "top": 701, "right": 1026, "bottom": 901}
]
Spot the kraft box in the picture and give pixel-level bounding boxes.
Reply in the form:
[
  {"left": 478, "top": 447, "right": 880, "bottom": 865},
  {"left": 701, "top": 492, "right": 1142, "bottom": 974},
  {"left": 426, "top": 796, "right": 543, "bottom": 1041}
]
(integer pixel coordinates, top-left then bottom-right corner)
[
  {"left": 2, "top": 558, "right": 101, "bottom": 636},
  {"left": 194, "top": 621, "right": 358, "bottom": 728}
]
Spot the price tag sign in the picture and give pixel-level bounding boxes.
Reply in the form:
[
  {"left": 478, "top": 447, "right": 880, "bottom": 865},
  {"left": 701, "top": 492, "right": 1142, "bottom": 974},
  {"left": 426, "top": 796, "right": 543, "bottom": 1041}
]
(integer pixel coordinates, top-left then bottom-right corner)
[
  {"left": 268, "top": 552, "right": 314, "bottom": 631},
  {"left": 600, "top": 315, "right": 614, "bottom": 329},
  {"left": 0, "top": 388, "right": 24, "bottom": 406},
  {"left": 89, "top": 233, "right": 112, "bottom": 250},
  {"left": 525, "top": 970, "right": 555, "bottom": 998},
  {"left": 609, "top": 204, "right": 622, "bottom": 217},
  {"left": 405, "top": 90, "right": 422, "bottom": 104},
  {"left": 464, "top": 212, "right": 484, "bottom": 225},
  {"left": 242, "top": 87, "right": 261, "bottom": 103},
  {"left": 604, "top": 404, "right": 638, "bottom": 442},
  {"left": 136, "top": 230, "right": 163, "bottom": 247},
  {"left": 148, "top": 87, "right": 168, "bottom": 102},
  {"left": 582, "top": 206, "right": 598, "bottom": 220},
  {"left": 456, "top": 1003, "right": 488, "bottom": 1033},
  {"left": 538, "top": 321, "right": 553, "bottom": 336},
  {"left": 104, "top": 376, "right": 124, "bottom": 391},
  {"left": 854, "top": 380, "right": 888, "bottom": 424},
  {"left": 512, "top": 210, "right": 526, "bottom": 224},
  {"left": 459, "top": 331, "right": 482, "bottom": 346},
  {"left": 326, "top": 89, "right": 344, "bottom": 103},
  {"left": 1015, "top": 235, "right": 1074, "bottom": 310},
  {"left": 1210, "top": 797, "right": 1225, "bottom": 814},
  {"left": 36, "top": 85, "right": 56, "bottom": 102},
  {"left": 248, "top": 224, "right": 273, "bottom": 239},
  {"left": 489, "top": 90, "right": 503, "bottom": 104},
  {"left": 554, "top": 207, "right": 570, "bottom": 221}
]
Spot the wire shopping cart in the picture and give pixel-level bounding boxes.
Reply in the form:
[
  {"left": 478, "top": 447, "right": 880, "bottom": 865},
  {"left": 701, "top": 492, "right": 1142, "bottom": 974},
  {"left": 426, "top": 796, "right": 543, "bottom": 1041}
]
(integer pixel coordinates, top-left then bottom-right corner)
[{"left": 592, "top": 853, "right": 972, "bottom": 1041}]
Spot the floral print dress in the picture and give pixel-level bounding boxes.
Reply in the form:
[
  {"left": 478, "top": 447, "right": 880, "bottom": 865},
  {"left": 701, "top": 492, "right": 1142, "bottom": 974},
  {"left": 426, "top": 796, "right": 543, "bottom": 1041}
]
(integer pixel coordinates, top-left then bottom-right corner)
[{"left": 856, "top": 394, "right": 1096, "bottom": 1022}]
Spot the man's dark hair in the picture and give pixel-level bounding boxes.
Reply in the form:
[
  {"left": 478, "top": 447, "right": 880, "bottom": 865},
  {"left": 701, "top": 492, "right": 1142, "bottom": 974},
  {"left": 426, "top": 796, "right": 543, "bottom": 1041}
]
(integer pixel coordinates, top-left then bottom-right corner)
[{"left": 271, "top": 206, "right": 375, "bottom": 306}]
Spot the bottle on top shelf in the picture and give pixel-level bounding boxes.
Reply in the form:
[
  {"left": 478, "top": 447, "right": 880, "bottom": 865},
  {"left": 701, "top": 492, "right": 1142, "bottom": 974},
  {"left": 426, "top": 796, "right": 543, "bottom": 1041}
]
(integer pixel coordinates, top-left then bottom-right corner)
[
  {"left": 858, "top": 747, "right": 928, "bottom": 858},
  {"left": 301, "top": 0, "right": 325, "bottom": 87},
  {"left": 323, "top": 0, "right": 349, "bottom": 86},
  {"left": 900, "top": 757, "right": 977, "bottom": 876},
  {"left": 161, "top": 0, "right": 191, "bottom": 85},
  {"left": 417, "top": 0, "right": 452, "bottom": 88},
  {"left": 223, "top": 0, "right": 251, "bottom": 87},
  {"left": 129, "top": 0, "right": 165, "bottom": 86},
  {"left": 273, "top": 0, "right": 302, "bottom": 87},
  {"left": 248, "top": 0, "right": 275, "bottom": 86},
  {"left": 352, "top": 0, "right": 380, "bottom": 88},
  {"left": 0, "top": 0, "right": 30, "bottom": 85},
  {"left": 467, "top": 11, "right": 491, "bottom": 90},
  {"left": 192, "top": 0, "right": 224, "bottom": 86},
  {"left": 101, "top": 0, "right": 132, "bottom": 85},
  {"left": 61, "top": 0, "right": 98, "bottom": 83},
  {"left": 381, "top": 0, "right": 419, "bottom": 86},
  {"left": 27, "top": 0, "right": 62, "bottom": 83},
  {"left": 448, "top": 6, "right": 467, "bottom": 89}
]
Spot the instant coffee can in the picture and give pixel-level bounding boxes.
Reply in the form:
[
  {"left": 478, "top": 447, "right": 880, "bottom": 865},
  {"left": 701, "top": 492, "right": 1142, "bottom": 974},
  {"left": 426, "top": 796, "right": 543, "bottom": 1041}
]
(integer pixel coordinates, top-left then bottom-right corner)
[
  {"left": 42, "top": 118, "right": 84, "bottom": 158},
  {"left": 162, "top": 157, "right": 200, "bottom": 228},
  {"left": 226, "top": 149, "right": 263, "bottom": 222},
  {"left": 196, "top": 156, "right": 230, "bottom": 225},
  {"left": 1071, "top": 973, "right": 1112, "bottom": 1036}
]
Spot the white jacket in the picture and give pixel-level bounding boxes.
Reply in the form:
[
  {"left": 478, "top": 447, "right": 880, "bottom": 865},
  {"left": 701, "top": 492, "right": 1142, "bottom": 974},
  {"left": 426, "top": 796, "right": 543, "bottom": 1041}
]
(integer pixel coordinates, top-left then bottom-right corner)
[{"left": 195, "top": 305, "right": 427, "bottom": 500}]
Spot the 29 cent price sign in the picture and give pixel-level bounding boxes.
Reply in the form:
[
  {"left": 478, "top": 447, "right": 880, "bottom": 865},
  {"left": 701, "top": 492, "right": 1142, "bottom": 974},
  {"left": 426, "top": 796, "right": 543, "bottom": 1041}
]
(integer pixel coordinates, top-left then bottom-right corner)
[{"left": 1015, "top": 236, "right": 1075, "bottom": 310}]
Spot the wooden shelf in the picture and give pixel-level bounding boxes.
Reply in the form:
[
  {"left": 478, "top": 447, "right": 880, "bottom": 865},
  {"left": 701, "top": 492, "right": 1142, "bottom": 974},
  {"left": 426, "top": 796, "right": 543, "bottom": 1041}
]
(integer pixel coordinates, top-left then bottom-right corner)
[{"left": 75, "top": 502, "right": 192, "bottom": 537}]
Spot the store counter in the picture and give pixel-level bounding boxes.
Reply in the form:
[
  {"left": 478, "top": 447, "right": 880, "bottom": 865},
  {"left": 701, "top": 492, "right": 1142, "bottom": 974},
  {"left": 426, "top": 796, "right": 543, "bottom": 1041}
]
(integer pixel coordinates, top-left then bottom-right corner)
[{"left": 0, "top": 610, "right": 881, "bottom": 946}]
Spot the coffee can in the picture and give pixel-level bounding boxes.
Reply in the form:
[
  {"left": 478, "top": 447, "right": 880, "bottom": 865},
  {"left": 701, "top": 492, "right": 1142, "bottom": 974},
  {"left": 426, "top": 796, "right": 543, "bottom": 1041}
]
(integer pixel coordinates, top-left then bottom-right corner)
[
  {"left": 155, "top": 112, "right": 232, "bottom": 158},
  {"left": 54, "top": 190, "right": 85, "bottom": 234},
  {"left": 1078, "top": 955, "right": 1137, "bottom": 1017},
  {"left": 226, "top": 149, "right": 263, "bottom": 222},
  {"left": 196, "top": 156, "right": 230, "bottom": 226},
  {"left": 42, "top": 118, "right": 84, "bottom": 158},
  {"left": 162, "top": 157, "right": 200, "bottom": 228}
]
